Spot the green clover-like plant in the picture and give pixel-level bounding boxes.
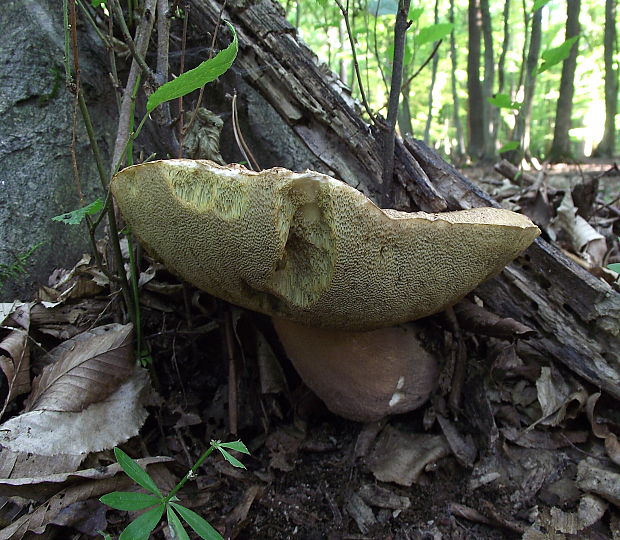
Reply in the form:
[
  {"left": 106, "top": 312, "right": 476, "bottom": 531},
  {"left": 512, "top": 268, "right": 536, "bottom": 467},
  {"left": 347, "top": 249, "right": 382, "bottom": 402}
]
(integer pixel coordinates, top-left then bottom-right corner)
[{"left": 100, "top": 440, "right": 250, "bottom": 540}]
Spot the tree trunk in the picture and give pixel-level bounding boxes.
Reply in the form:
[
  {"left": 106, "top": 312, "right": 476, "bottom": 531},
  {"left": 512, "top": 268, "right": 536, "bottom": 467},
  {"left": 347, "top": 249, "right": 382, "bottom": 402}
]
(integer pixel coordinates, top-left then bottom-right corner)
[
  {"left": 547, "top": 0, "right": 581, "bottom": 162},
  {"left": 480, "top": 0, "right": 495, "bottom": 160},
  {"left": 449, "top": 0, "right": 466, "bottom": 160},
  {"left": 467, "top": 0, "right": 484, "bottom": 159},
  {"left": 496, "top": 0, "right": 511, "bottom": 148},
  {"left": 497, "top": 0, "right": 511, "bottom": 95},
  {"left": 423, "top": 0, "right": 440, "bottom": 145},
  {"left": 595, "top": 0, "right": 618, "bottom": 157},
  {"left": 508, "top": 6, "right": 541, "bottom": 164},
  {"left": 182, "top": 0, "right": 619, "bottom": 401}
]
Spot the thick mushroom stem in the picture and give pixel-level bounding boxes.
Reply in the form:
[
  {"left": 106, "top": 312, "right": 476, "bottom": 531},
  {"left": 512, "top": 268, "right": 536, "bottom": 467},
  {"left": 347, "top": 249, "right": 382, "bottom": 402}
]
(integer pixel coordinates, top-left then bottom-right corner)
[{"left": 272, "top": 318, "right": 438, "bottom": 422}]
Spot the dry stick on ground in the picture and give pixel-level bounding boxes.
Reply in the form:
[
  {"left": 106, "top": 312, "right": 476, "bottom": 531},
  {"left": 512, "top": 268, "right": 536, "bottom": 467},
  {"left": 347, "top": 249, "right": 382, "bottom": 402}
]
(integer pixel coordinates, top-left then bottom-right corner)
[{"left": 382, "top": 0, "right": 411, "bottom": 207}]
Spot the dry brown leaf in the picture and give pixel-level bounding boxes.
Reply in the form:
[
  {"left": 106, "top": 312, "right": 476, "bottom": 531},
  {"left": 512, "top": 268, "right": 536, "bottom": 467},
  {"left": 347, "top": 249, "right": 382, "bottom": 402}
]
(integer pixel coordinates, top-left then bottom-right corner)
[
  {"left": 524, "top": 495, "right": 608, "bottom": 539},
  {"left": 366, "top": 425, "right": 451, "bottom": 486},
  {"left": 0, "top": 303, "right": 32, "bottom": 418},
  {"left": 0, "top": 449, "right": 83, "bottom": 490},
  {"left": 30, "top": 299, "right": 112, "bottom": 339},
  {"left": 586, "top": 393, "right": 620, "bottom": 466},
  {"left": 531, "top": 366, "right": 588, "bottom": 428},
  {"left": 25, "top": 323, "right": 134, "bottom": 412},
  {"left": 0, "top": 368, "right": 149, "bottom": 455},
  {"left": 502, "top": 427, "right": 588, "bottom": 449},
  {"left": 454, "top": 299, "right": 536, "bottom": 339},
  {"left": 437, "top": 414, "right": 477, "bottom": 467},
  {"left": 0, "top": 461, "right": 171, "bottom": 540},
  {"left": 256, "top": 331, "right": 287, "bottom": 395},
  {"left": 0, "top": 454, "right": 172, "bottom": 499},
  {"left": 577, "top": 459, "right": 620, "bottom": 507}
]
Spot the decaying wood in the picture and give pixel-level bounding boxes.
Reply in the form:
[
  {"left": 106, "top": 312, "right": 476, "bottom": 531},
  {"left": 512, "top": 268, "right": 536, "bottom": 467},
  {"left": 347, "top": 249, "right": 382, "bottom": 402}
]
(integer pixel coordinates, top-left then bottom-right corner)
[{"left": 188, "top": 0, "right": 620, "bottom": 400}]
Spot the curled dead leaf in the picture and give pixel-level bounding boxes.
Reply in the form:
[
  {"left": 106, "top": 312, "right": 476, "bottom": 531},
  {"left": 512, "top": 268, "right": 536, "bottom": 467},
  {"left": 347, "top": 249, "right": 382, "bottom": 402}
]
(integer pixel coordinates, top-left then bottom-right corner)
[{"left": 586, "top": 393, "right": 620, "bottom": 466}]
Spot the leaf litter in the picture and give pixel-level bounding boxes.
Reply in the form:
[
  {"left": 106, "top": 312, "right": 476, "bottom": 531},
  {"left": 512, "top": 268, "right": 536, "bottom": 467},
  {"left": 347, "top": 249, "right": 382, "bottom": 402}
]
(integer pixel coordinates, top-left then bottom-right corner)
[{"left": 1, "top": 163, "right": 620, "bottom": 538}]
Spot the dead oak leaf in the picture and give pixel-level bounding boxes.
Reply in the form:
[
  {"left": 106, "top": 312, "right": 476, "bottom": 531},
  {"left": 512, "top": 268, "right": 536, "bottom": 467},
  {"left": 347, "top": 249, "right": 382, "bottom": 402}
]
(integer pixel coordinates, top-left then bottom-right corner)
[
  {"left": 25, "top": 323, "right": 134, "bottom": 413},
  {"left": 0, "top": 303, "right": 32, "bottom": 418}
]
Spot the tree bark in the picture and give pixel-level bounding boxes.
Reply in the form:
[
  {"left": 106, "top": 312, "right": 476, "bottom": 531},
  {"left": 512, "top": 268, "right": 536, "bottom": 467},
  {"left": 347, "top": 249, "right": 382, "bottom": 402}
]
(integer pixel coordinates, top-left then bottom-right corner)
[
  {"left": 480, "top": 0, "right": 495, "bottom": 160},
  {"left": 184, "top": 0, "right": 620, "bottom": 401},
  {"left": 423, "top": 0, "right": 440, "bottom": 145},
  {"left": 449, "top": 0, "right": 466, "bottom": 160},
  {"left": 595, "top": 0, "right": 618, "bottom": 157},
  {"left": 467, "top": 0, "right": 484, "bottom": 159},
  {"left": 508, "top": 6, "right": 541, "bottom": 164},
  {"left": 548, "top": 0, "right": 581, "bottom": 162}
]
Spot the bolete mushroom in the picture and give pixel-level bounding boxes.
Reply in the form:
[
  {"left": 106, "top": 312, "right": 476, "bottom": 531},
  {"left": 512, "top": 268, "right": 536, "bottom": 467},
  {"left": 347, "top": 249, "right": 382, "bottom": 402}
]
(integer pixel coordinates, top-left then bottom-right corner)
[
  {"left": 112, "top": 159, "right": 539, "bottom": 421},
  {"left": 272, "top": 318, "right": 438, "bottom": 422}
]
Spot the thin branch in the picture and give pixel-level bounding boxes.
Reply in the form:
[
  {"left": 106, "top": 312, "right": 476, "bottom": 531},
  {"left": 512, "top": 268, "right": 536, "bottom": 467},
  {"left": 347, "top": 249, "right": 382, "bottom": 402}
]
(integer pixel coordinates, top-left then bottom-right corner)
[
  {"left": 401, "top": 38, "right": 442, "bottom": 94},
  {"left": 68, "top": 0, "right": 134, "bottom": 322},
  {"left": 110, "top": 0, "right": 154, "bottom": 81},
  {"left": 231, "top": 92, "right": 259, "bottom": 171},
  {"left": 334, "top": 0, "right": 376, "bottom": 123},
  {"left": 111, "top": 0, "right": 157, "bottom": 173},
  {"left": 156, "top": 0, "right": 171, "bottom": 85},
  {"left": 177, "top": 3, "right": 190, "bottom": 156},
  {"left": 381, "top": 0, "right": 411, "bottom": 206}
]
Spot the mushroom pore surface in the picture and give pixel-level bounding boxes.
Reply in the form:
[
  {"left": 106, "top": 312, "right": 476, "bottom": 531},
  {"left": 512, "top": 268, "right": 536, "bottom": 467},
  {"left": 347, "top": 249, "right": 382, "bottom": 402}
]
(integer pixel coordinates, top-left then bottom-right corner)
[{"left": 111, "top": 159, "right": 540, "bottom": 330}]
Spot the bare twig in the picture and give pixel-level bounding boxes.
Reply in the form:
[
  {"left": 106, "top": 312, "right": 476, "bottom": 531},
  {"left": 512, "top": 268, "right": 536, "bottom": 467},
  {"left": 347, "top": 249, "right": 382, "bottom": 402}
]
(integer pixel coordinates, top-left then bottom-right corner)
[
  {"left": 401, "top": 39, "right": 443, "bottom": 94},
  {"left": 111, "top": 0, "right": 157, "bottom": 173},
  {"left": 231, "top": 92, "right": 259, "bottom": 171},
  {"left": 177, "top": 3, "right": 190, "bottom": 156},
  {"left": 110, "top": 0, "right": 154, "bottom": 81},
  {"left": 381, "top": 0, "right": 411, "bottom": 206},
  {"left": 224, "top": 310, "right": 238, "bottom": 435},
  {"left": 155, "top": 0, "right": 171, "bottom": 85},
  {"left": 334, "top": 0, "right": 376, "bottom": 122},
  {"left": 67, "top": 0, "right": 134, "bottom": 322}
]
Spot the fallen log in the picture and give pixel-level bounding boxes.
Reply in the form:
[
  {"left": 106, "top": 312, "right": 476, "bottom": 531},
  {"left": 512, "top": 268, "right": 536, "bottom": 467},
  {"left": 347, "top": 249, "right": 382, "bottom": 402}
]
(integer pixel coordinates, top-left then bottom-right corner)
[{"left": 186, "top": 0, "right": 619, "bottom": 400}]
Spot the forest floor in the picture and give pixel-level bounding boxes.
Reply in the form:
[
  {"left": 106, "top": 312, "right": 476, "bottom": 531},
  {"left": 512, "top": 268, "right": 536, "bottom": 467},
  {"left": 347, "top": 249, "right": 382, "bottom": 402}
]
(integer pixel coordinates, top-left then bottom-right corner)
[{"left": 0, "top": 160, "right": 619, "bottom": 539}]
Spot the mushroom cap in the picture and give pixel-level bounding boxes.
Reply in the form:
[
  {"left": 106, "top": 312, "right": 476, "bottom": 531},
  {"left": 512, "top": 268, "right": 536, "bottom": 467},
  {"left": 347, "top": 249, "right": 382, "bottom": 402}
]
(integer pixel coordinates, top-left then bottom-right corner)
[
  {"left": 112, "top": 159, "right": 539, "bottom": 330},
  {"left": 273, "top": 318, "right": 438, "bottom": 422}
]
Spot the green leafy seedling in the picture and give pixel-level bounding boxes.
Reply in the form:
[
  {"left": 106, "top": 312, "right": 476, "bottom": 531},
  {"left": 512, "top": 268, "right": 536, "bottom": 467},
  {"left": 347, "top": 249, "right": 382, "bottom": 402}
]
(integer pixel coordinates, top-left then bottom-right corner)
[
  {"left": 0, "top": 242, "right": 45, "bottom": 291},
  {"left": 100, "top": 440, "right": 250, "bottom": 540},
  {"left": 52, "top": 198, "right": 104, "bottom": 225}
]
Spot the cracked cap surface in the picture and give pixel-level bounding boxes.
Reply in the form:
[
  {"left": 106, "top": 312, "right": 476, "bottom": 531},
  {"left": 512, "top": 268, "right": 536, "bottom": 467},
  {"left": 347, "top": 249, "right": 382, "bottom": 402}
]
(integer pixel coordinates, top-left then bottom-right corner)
[{"left": 111, "top": 159, "right": 540, "bottom": 330}]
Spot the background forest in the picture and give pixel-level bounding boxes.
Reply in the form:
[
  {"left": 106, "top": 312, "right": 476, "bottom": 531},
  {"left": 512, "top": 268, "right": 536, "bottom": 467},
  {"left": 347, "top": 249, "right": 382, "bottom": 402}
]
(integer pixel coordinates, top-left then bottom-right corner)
[{"left": 283, "top": 0, "right": 619, "bottom": 164}]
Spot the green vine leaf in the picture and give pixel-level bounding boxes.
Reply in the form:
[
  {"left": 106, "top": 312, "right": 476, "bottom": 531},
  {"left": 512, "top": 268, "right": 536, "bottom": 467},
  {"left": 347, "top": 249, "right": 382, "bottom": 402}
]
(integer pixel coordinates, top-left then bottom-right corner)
[
  {"left": 538, "top": 35, "right": 579, "bottom": 74},
  {"left": 146, "top": 22, "right": 238, "bottom": 113},
  {"left": 416, "top": 23, "right": 454, "bottom": 46},
  {"left": 52, "top": 199, "right": 104, "bottom": 225}
]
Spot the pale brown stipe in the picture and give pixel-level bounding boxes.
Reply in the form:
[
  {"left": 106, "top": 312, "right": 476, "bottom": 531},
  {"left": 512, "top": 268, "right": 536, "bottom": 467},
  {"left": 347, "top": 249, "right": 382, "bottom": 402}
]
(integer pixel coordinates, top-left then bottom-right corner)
[
  {"left": 272, "top": 318, "right": 438, "bottom": 422},
  {"left": 111, "top": 159, "right": 540, "bottom": 331}
]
